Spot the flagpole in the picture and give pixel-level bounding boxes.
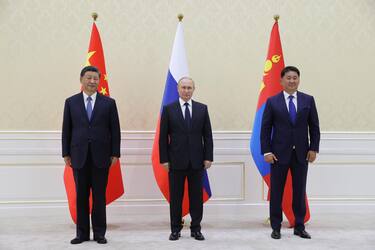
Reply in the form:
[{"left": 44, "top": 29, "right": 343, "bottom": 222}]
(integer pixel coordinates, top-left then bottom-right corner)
[
  {"left": 178, "top": 12, "right": 187, "bottom": 228},
  {"left": 177, "top": 13, "right": 186, "bottom": 229},
  {"left": 264, "top": 14, "right": 279, "bottom": 227}
]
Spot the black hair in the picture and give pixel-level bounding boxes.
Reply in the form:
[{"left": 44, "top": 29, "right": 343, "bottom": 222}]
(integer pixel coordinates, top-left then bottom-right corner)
[
  {"left": 80, "top": 66, "right": 101, "bottom": 78},
  {"left": 281, "top": 66, "right": 300, "bottom": 77}
]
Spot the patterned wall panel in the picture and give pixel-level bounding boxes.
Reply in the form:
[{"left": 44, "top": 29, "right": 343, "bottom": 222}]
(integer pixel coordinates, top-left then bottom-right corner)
[{"left": 0, "top": 0, "right": 374, "bottom": 130}]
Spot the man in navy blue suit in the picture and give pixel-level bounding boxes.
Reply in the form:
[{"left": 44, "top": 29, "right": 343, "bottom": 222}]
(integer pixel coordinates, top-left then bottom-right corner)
[
  {"left": 62, "top": 66, "right": 120, "bottom": 244},
  {"left": 261, "top": 66, "right": 320, "bottom": 240},
  {"left": 159, "top": 77, "right": 213, "bottom": 241}
]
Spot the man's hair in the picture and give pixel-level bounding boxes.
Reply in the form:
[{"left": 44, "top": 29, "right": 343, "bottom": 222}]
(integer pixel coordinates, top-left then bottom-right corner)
[
  {"left": 177, "top": 76, "right": 195, "bottom": 85},
  {"left": 281, "top": 66, "right": 300, "bottom": 77},
  {"left": 80, "top": 66, "right": 101, "bottom": 78}
]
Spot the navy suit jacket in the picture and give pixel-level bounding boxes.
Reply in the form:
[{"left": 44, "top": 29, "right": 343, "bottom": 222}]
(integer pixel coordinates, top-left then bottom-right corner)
[
  {"left": 260, "top": 91, "right": 320, "bottom": 165},
  {"left": 62, "top": 92, "right": 121, "bottom": 169},
  {"left": 159, "top": 100, "right": 213, "bottom": 170}
]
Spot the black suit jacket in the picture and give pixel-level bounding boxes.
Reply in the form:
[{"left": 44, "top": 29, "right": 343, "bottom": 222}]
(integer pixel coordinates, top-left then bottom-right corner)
[
  {"left": 260, "top": 91, "right": 320, "bottom": 164},
  {"left": 159, "top": 100, "right": 213, "bottom": 170},
  {"left": 62, "top": 92, "right": 121, "bottom": 169}
]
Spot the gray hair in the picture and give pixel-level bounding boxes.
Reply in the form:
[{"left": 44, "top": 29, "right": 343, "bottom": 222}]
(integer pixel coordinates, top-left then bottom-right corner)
[{"left": 177, "top": 76, "right": 195, "bottom": 86}]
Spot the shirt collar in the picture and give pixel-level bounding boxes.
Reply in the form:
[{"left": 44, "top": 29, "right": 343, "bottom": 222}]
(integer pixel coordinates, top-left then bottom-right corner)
[
  {"left": 179, "top": 97, "right": 192, "bottom": 107},
  {"left": 83, "top": 91, "right": 97, "bottom": 102},
  {"left": 283, "top": 91, "right": 297, "bottom": 101}
]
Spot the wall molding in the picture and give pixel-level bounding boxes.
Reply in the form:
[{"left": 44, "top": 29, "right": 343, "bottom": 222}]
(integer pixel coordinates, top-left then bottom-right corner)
[{"left": 0, "top": 131, "right": 375, "bottom": 207}]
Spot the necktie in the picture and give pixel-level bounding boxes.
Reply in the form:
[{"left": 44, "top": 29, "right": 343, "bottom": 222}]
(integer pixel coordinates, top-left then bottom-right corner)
[
  {"left": 87, "top": 96, "right": 93, "bottom": 121},
  {"left": 184, "top": 102, "right": 191, "bottom": 129},
  {"left": 288, "top": 95, "right": 296, "bottom": 124}
]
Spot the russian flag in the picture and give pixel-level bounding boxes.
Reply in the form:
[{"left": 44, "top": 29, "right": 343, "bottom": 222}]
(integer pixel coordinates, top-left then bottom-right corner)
[
  {"left": 250, "top": 17, "right": 310, "bottom": 226},
  {"left": 151, "top": 15, "right": 211, "bottom": 216}
]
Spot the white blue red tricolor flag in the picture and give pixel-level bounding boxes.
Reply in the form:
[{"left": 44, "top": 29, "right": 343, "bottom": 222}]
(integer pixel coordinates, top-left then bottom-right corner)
[
  {"left": 152, "top": 17, "right": 211, "bottom": 216},
  {"left": 250, "top": 18, "right": 310, "bottom": 226}
]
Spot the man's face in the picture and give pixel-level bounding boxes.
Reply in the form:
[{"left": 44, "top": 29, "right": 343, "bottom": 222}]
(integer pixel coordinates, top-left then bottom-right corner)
[
  {"left": 81, "top": 71, "right": 99, "bottom": 95},
  {"left": 281, "top": 71, "right": 300, "bottom": 94},
  {"left": 178, "top": 78, "right": 195, "bottom": 102}
]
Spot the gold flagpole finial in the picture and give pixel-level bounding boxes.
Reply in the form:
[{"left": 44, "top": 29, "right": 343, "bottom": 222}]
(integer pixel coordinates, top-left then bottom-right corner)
[
  {"left": 92, "top": 12, "right": 98, "bottom": 22},
  {"left": 273, "top": 15, "right": 280, "bottom": 22},
  {"left": 177, "top": 14, "right": 184, "bottom": 22}
]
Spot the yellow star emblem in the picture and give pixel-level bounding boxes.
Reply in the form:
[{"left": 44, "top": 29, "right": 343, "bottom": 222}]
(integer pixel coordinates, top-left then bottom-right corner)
[
  {"left": 104, "top": 74, "right": 108, "bottom": 81},
  {"left": 85, "top": 51, "right": 96, "bottom": 66},
  {"left": 100, "top": 87, "right": 108, "bottom": 95}
]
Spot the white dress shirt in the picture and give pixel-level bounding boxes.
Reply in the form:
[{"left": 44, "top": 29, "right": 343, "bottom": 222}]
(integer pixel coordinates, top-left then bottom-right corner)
[
  {"left": 83, "top": 91, "right": 97, "bottom": 110},
  {"left": 179, "top": 97, "right": 192, "bottom": 119},
  {"left": 283, "top": 91, "right": 297, "bottom": 112}
]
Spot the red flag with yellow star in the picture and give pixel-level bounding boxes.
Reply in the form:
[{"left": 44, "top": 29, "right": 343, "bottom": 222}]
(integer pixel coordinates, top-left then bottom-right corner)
[{"left": 63, "top": 21, "right": 124, "bottom": 223}]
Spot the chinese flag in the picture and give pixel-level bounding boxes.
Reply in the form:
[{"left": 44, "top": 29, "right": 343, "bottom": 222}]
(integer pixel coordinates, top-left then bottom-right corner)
[
  {"left": 63, "top": 21, "right": 124, "bottom": 223},
  {"left": 250, "top": 17, "right": 310, "bottom": 227}
]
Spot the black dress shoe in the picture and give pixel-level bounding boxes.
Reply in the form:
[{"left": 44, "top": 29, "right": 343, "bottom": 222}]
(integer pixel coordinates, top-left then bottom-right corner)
[
  {"left": 70, "top": 237, "right": 89, "bottom": 244},
  {"left": 94, "top": 236, "right": 108, "bottom": 244},
  {"left": 191, "top": 231, "right": 205, "bottom": 241},
  {"left": 271, "top": 230, "right": 281, "bottom": 239},
  {"left": 294, "top": 229, "right": 311, "bottom": 239},
  {"left": 169, "top": 232, "right": 181, "bottom": 241}
]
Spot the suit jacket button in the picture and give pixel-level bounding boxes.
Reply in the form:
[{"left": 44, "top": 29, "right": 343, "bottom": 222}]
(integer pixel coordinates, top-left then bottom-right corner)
[{"left": 292, "top": 145, "right": 295, "bottom": 149}]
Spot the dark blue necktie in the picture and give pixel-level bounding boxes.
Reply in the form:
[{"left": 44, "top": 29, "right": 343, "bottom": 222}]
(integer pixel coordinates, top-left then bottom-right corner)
[
  {"left": 87, "top": 96, "right": 93, "bottom": 121},
  {"left": 184, "top": 102, "right": 191, "bottom": 129},
  {"left": 288, "top": 95, "right": 296, "bottom": 124}
]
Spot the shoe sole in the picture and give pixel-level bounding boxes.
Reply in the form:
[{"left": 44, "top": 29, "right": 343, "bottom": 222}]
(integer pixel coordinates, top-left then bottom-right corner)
[{"left": 294, "top": 232, "right": 311, "bottom": 239}]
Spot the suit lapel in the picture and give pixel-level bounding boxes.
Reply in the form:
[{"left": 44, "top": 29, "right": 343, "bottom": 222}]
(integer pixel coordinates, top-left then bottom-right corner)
[
  {"left": 79, "top": 92, "right": 90, "bottom": 124},
  {"left": 174, "top": 101, "right": 187, "bottom": 131},
  {"left": 277, "top": 92, "right": 292, "bottom": 125},
  {"left": 90, "top": 92, "right": 101, "bottom": 123},
  {"left": 191, "top": 100, "right": 198, "bottom": 130},
  {"left": 296, "top": 91, "right": 307, "bottom": 123},
  {"left": 296, "top": 91, "right": 306, "bottom": 113}
]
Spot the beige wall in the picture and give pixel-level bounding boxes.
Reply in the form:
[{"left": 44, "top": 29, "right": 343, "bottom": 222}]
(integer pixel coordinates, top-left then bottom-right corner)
[{"left": 0, "top": 0, "right": 374, "bottom": 131}]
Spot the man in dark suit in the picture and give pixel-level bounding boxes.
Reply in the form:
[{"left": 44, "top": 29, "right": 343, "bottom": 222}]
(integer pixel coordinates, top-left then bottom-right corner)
[
  {"left": 62, "top": 66, "right": 121, "bottom": 244},
  {"left": 261, "top": 66, "right": 320, "bottom": 240},
  {"left": 159, "top": 76, "right": 213, "bottom": 241}
]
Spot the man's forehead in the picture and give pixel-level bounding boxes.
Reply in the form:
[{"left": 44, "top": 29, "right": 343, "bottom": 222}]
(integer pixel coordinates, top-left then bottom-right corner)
[
  {"left": 84, "top": 71, "right": 99, "bottom": 77},
  {"left": 284, "top": 71, "right": 299, "bottom": 77},
  {"left": 179, "top": 79, "right": 194, "bottom": 86}
]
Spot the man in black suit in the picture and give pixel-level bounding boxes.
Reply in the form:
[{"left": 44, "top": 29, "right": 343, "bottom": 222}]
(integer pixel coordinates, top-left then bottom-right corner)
[
  {"left": 62, "top": 66, "right": 121, "bottom": 244},
  {"left": 261, "top": 66, "right": 320, "bottom": 240},
  {"left": 159, "top": 76, "right": 213, "bottom": 241}
]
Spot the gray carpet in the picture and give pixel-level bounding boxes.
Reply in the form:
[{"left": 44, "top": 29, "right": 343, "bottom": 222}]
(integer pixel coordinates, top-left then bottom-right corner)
[{"left": 0, "top": 203, "right": 374, "bottom": 250}]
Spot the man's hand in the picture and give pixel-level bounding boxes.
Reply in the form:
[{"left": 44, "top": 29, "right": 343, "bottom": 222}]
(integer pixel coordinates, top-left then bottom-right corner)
[
  {"left": 64, "top": 156, "right": 71, "bottom": 166},
  {"left": 162, "top": 162, "right": 169, "bottom": 171},
  {"left": 306, "top": 151, "right": 317, "bottom": 163},
  {"left": 264, "top": 153, "right": 278, "bottom": 164},
  {"left": 110, "top": 156, "right": 119, "bottom": 166},
  {"left": 204, "top": 160, "right": 212, "bottom": 170}
]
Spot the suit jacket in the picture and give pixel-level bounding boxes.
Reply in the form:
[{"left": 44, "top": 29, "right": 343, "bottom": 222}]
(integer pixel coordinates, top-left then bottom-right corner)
[
  {"left": 260, "top": 91, "right": 320, "bottom": 165},
  {"left": 159, "top": 100, "right": 213, "bottom": 170},
  {"left": 62, "top": 92, "right": 121, "bottom": 169}
]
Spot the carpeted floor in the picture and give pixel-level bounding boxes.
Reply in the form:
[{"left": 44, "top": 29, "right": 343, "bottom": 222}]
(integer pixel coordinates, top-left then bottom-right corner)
[{"left": 0, "top": 203, "right": 374, "bottom": 250}]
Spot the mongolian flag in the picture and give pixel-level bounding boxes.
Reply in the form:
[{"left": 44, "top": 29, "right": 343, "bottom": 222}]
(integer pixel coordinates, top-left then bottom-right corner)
[
  {"left": 250, "top": 16, "right": 310, "bottom": 226},
  {"left": 151, "top": 15, "right": 212, "bottom": 216},
  {"left": 63, "top": 18, "right": 124, "bottom": 223}
]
